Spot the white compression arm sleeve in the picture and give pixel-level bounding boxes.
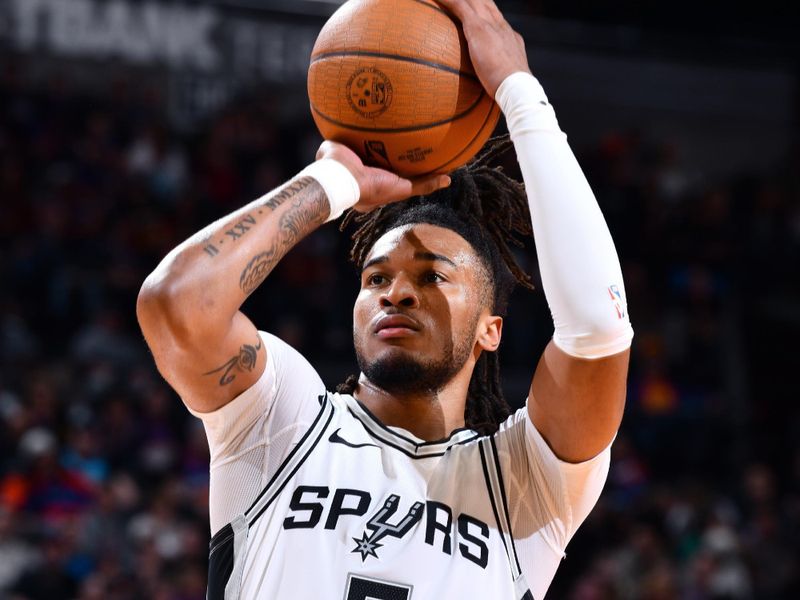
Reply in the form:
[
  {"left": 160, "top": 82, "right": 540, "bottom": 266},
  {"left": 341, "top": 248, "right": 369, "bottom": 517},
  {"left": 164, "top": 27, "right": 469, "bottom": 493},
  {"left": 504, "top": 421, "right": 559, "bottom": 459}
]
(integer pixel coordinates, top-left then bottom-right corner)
[{"left": 496, "top": 72, "right": 633, "bottom": 359}]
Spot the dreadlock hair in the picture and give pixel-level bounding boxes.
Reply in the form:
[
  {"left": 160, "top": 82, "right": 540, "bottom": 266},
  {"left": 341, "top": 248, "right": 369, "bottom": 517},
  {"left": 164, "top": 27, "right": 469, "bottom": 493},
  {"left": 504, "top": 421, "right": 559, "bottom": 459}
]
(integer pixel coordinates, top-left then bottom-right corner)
[{"left": 336, "top": 136, "right": 535, "bottom": 436}]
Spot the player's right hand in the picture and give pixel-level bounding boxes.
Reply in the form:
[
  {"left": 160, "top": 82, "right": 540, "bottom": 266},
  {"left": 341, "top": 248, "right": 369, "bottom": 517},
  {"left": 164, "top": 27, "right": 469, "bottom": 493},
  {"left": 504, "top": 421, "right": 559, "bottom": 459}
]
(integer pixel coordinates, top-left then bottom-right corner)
[
  {"left": 315, "top": 141, "right": 451, "bottom": 213},
  {"left": 437, "top": 0, "right": 531, "bottom": 98}
]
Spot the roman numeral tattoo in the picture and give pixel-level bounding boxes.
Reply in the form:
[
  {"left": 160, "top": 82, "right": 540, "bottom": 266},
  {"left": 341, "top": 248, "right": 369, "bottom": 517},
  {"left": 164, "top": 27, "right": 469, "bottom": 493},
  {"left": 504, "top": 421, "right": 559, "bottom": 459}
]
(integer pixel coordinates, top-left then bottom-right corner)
[
  {"left": 224, "top": 214, "right": 256, "bottom": 241},
  {"left": 203, "top": 177, "right": 318, "bottom": 260},
  {"left": 203, "top": 336, "right": 263, "bottom": 386}
]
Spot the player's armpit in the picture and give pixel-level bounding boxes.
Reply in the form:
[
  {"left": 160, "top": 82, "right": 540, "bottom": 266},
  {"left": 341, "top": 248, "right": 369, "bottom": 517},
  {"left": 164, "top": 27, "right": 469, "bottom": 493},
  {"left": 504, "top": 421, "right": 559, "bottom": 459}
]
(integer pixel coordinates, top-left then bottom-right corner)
[{"left": 528, "top": 340, "right": 629, "bottom": 464}]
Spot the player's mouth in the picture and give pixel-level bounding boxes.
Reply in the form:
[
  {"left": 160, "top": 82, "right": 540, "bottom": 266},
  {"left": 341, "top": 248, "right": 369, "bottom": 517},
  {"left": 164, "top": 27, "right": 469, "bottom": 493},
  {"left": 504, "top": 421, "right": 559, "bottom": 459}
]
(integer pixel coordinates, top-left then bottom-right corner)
[{"left": 373, "top": 314, "right": 421, "bottom": 339}]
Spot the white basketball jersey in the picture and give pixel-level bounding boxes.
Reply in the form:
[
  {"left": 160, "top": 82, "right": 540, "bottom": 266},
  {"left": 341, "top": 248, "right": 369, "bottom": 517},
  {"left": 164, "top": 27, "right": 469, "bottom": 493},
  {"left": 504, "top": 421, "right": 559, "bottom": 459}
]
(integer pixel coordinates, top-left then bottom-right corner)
[{"left": 193, "top": 332, "right": 610, "bottom": 600}]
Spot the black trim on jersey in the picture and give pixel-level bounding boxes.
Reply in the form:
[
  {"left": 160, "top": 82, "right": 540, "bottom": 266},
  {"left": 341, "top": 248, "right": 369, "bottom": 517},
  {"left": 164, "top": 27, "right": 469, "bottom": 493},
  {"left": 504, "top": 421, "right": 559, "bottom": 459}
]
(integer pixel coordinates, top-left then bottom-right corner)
[
  {"left": 248, "top": 399, "right": 335, "bottom": 526},
  {"left": 343, "top": 395, "right": 478, "bottom": 459},
  {"left": 207, "top": 523, "right": 234, "bottom": 600},
  {"left": 358, "top": 428, "right": 447, "bottom": 459},
  {"left": 520, "top": 590, "right": 534, "bottom": 600},
  {"left": 351, "top": 395, "right": 476, "bottom": 445},
  {"left": 244, "top": 390, "right": 329, "bottom": 519},
  {"left": 490, "top": 436, "right": 523, "bottom": 577},
  {"left": 209, "top": 524, "right": 234, "bottom": 556},
  {"left": 478, "top": 441, "right": 514, "bottom": 581}
]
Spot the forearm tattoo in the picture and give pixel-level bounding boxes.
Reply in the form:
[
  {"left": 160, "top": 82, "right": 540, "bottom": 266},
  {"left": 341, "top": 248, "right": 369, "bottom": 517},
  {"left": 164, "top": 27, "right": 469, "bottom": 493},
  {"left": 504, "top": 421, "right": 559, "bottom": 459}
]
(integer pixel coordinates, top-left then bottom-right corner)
[
  {"left": 238, "top": 182, "right": 328, "bottom": 295},
  {"left": 262, "top": 177, "right": 316, "bottom": 211},
  {"left": 202, "top": 177, "right": 318, "bottom": 259},
  {"left": 202, "top": 213, "right": 257, "bottom": 257},
  {"left": 203, "top": 336, "right": 263, "bottom": 386},
  {"left": 278, "top": 194, "right": 326, "bottom": 250},
  {"left": 239, "top": 243, "right": 277, "bottom": 296}
]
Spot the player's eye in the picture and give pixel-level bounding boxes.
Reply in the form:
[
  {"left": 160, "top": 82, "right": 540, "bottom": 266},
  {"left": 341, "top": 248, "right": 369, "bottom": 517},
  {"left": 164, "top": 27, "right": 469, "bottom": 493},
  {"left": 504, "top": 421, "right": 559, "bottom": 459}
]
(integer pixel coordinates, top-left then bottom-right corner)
[
  {"left": 423, "top": 271, "right": 445, "bottom": 284},
  {"left": 366, "top": 273, "right": 388, "bottom": 286}
]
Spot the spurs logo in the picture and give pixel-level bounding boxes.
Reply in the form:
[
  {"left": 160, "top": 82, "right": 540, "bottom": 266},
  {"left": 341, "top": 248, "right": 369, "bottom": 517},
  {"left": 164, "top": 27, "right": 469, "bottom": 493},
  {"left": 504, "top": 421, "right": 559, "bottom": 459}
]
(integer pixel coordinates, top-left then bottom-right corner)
[
  {"left": 282, "top": 485, "right": 491, "bottom": 569},
  {"left": 352, "top": 495, "right": 424, "bottom": 561}
]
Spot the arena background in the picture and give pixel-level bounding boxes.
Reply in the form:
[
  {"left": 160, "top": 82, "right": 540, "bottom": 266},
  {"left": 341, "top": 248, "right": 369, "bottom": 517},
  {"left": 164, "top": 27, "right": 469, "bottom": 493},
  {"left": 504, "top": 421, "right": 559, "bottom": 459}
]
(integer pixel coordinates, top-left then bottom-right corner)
[{"left": 0, "top": 1, "right": 798, "bottom": 598}]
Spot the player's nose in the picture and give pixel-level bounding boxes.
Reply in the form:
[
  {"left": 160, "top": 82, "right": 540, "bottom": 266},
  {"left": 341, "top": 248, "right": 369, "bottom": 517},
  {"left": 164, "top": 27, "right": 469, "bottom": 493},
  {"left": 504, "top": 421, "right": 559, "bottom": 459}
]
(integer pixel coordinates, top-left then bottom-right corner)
[{"left": 379, "top": 273, "right": 420, "bottom": 309}]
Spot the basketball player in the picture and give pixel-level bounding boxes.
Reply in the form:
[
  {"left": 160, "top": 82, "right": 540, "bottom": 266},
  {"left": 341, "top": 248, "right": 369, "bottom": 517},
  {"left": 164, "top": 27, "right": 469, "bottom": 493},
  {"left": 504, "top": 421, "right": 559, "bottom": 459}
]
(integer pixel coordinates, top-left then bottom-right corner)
[{"left": 136, "top": 1, "right": 633, "bottom": 598}]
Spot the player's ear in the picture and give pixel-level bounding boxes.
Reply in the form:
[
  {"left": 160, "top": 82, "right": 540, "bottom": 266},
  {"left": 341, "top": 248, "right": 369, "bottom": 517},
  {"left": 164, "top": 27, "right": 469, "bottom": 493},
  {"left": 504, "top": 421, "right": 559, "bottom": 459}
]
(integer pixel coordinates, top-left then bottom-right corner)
[{"left": 476, "top": 315, "right": 502, "bottom": 352}]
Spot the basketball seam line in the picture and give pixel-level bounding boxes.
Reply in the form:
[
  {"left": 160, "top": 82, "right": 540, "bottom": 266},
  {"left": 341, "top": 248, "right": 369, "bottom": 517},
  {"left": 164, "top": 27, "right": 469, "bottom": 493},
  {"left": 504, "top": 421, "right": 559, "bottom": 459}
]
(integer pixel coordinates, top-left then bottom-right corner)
[
  {"left": 309, "top": 50, "right": 478, "bottom": 82},
  {"left": 414, "top": 100, "right": 499, "bottom": 176},
  {"left": 310, "top": 91, "right": 487, "bottom": 134}
]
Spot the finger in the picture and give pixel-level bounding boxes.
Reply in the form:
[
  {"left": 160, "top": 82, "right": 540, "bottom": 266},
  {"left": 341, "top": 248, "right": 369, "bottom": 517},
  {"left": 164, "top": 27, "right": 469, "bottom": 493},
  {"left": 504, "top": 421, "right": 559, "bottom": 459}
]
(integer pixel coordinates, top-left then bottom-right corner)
[
  {"left": 351, "top": 176, "right": 408, "bottom": 212},
  {"left": 410, "top": 174, "right": 452, "bottom": 197},
  {"left": 358, "top": 172, "right": 450, "bottom": 210},
  {"left": 384, "top": 173, "right": 450, "bottom": 202}
]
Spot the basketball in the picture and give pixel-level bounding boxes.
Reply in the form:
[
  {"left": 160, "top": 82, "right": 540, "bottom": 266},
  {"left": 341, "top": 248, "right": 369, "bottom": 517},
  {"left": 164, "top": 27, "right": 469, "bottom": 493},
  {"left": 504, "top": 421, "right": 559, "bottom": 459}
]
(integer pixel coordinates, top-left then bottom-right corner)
[{"left": 307, "top": 0, "right": 501, "bottom": 177}]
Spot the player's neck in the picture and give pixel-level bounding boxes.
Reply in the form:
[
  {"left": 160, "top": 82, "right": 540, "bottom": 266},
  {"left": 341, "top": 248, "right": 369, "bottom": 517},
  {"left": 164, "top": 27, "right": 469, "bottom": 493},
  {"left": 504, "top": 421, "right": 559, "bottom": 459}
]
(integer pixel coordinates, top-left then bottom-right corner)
[{"left": 353, "top": 373, "right": 469, "bottom": 442}]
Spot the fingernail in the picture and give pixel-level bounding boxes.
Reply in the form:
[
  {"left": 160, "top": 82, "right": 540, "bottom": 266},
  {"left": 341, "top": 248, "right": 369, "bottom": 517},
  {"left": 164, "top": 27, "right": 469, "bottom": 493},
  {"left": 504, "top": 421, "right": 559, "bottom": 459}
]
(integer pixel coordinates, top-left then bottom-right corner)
[{"left": 441, "top": 176, "right": 452, "bottom": 187}]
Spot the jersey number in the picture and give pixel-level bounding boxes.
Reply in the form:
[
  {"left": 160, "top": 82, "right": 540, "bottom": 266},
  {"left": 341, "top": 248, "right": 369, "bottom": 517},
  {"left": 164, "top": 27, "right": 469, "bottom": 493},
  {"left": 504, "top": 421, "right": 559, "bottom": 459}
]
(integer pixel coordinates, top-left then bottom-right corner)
[{"left": 345, "top": 574, "right": 412, "bottom": 600}]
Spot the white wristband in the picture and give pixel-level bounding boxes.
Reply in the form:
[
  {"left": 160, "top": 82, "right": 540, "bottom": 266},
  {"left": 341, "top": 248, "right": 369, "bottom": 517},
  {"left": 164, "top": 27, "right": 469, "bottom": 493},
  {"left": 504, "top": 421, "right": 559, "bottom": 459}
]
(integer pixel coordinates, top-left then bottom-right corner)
[{"left": 298, "top": 159, "right": 361, "bottom": 223}]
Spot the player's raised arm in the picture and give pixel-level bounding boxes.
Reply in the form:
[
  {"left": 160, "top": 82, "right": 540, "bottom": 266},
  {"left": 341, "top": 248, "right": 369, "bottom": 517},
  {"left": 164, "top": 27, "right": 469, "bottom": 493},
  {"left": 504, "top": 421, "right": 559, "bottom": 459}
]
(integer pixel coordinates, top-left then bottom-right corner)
[
  {"left": 136, "top": 142, "right": 449, "bottom": 414},
  {"left": 441, "top": 0, "right": 633, "bottom": 462}
]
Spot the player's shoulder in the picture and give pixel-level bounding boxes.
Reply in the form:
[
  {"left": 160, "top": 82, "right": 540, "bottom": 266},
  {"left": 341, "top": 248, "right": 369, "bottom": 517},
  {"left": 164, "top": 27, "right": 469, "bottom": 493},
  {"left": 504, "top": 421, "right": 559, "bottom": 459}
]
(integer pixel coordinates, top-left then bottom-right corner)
[{"left": 491, "top": 406, "right": 531, "bottom": 447}]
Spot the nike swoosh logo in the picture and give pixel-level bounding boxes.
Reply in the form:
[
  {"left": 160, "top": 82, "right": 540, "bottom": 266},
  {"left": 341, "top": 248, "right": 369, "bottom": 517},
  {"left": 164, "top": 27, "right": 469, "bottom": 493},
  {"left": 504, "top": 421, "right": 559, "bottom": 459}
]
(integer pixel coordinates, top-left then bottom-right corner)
[{"left": 328, "top": 428, "right": 380, "bottom": 449}]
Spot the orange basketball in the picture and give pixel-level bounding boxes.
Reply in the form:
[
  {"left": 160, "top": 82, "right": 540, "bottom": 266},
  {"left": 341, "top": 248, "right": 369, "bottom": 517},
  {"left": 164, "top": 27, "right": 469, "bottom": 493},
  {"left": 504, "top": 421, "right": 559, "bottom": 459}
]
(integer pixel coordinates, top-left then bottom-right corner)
[{"left": 307, "top": 0, "right": 501, "bottom": 178}]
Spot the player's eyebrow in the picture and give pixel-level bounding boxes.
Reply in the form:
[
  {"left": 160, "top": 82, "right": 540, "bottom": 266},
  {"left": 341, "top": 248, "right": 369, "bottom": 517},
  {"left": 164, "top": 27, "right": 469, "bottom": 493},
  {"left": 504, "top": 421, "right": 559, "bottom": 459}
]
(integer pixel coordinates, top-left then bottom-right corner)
[
  {"left": 361, "top": 252, "right": 458, "bottom": 272},
  {"left": 414, "top": 251, "right": 458, "bottom": 267}
]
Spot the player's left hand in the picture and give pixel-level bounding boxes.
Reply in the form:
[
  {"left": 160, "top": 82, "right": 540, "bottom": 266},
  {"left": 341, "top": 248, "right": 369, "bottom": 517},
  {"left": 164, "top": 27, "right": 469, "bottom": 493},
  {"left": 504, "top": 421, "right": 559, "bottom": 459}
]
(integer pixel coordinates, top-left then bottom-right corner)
[
  {"left": 316, "top": 140, "right": 451, "bottom": 213},
  {"left": 437, "top": 0, "right": 531, "bottom": 98}
]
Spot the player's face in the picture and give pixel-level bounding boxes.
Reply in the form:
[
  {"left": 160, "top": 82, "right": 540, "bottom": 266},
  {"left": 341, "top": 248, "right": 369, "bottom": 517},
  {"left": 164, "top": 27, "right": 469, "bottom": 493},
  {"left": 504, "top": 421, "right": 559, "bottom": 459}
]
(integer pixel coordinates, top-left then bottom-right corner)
[{"left": 353, "top": 223, "right": 495, "bottom": 395}]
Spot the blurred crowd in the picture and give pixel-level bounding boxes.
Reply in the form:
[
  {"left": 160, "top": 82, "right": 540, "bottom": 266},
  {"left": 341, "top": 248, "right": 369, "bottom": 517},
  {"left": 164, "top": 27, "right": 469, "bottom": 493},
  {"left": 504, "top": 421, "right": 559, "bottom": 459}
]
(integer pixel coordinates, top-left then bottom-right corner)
[{"left": 1, "top": 63, "right": 799, "bottom": 600}]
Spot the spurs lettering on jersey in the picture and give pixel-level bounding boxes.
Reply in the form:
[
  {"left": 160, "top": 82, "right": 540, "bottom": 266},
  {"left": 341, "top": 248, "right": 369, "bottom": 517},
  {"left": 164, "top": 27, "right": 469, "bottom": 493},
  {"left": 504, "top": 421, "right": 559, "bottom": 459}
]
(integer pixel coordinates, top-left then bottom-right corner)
[{"left": 283, "top": 486, "right": 490, "bottom": 566}]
